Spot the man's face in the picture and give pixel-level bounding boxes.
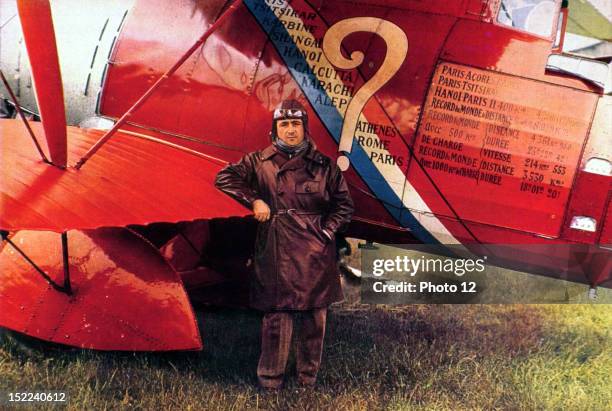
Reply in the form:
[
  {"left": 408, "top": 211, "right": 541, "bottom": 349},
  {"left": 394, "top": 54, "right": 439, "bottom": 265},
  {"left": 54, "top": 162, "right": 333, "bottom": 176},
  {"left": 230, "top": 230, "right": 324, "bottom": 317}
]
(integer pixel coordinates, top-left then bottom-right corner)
[{"left": 276, "top": 119, "right": 305, "bottom": 146}]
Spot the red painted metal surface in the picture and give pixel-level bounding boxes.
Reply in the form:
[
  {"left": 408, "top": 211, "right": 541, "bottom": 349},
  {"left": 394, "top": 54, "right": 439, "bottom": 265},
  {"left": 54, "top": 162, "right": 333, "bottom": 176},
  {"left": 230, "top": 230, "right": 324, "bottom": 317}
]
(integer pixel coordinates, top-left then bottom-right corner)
[
  {"left": 75, "top": 0, "right": 243, "bottom": 170},
  {"left": 442, "top": 16, "right": 600, "bottom": 92},
  {"left": 15, "top": 0, "right": 67, "bottom": 166},
  {"left": 600, "top": 201, "right": 612, "bottom": 246},
  {"left": 97, "top": 0, "right": 607, "bottom": 249},
  {"left": 0, "top": 0, "right": 609, "bottom": 352},
  {"left": 101, "top": 0, "right": 255, "bottom": 152},
  {"left": 0, "top": 119, "right": 249, "bottom": 231},
  {"left": 0, "top": 228, "right": 201, "bottom": 351},
  {"left": 411, "top": 62, "right": 598, "bottom": 239},
  {"left": 562, "top": 171, "right": 611, "bottom": 244},
  {"left": 99, "top": 0, "right": 459, "bottom": 229}
]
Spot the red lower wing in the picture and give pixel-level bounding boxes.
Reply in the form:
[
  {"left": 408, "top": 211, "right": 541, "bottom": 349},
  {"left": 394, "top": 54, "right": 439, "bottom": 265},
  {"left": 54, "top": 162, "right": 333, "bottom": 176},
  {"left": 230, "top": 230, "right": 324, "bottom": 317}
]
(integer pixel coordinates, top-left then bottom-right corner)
[{"left": 0, "top": 228, "right": 201, "bottom": 351}]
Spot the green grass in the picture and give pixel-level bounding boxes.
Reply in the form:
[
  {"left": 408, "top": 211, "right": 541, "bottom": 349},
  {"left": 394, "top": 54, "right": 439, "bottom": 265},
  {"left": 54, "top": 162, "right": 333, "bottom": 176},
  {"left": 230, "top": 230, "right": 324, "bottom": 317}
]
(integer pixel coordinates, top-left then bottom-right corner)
[{"left": 1, "top": 303, "right": 610, "bottom": 410}]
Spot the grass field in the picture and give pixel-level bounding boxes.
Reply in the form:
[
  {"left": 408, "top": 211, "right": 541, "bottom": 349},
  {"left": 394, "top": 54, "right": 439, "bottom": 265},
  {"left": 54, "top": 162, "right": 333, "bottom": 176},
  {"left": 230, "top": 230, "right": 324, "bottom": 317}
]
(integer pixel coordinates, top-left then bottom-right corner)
[{"left": 1, "top": 301, "right": 610, "bottom": 410}]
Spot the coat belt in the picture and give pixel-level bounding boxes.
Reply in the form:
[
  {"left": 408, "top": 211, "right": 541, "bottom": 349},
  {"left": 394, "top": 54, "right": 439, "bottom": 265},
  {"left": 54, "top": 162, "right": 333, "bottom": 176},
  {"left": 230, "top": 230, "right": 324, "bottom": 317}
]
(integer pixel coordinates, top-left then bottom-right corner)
[
  {"left": 273, "top": 209, "right": 321, "bottom": 229},
  {"left": 275, "top": 209, "right": 321, "bottom": 216}
]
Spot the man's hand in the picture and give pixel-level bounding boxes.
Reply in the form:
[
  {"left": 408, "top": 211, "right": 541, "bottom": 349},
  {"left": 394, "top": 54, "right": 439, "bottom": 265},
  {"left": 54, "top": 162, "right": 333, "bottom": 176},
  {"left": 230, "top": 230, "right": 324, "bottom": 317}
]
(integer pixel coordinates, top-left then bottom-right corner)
[{"left": 253, "top": 199, "right": 271, "bottom": 222}]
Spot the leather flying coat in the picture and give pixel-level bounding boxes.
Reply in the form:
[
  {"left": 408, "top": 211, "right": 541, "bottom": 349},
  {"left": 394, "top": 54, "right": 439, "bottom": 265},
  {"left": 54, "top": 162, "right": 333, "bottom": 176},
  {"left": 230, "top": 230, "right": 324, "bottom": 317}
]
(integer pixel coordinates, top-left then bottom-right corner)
[{"left": 215, "top": 144, "right": 354, "bottom": 310}]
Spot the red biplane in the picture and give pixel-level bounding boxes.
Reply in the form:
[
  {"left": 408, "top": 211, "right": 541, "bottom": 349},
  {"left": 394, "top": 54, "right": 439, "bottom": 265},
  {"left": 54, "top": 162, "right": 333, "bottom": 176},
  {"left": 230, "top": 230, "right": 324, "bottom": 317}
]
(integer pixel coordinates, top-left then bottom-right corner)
[{"left": 0, "top": 0, "right": 610, "bottom": 350}]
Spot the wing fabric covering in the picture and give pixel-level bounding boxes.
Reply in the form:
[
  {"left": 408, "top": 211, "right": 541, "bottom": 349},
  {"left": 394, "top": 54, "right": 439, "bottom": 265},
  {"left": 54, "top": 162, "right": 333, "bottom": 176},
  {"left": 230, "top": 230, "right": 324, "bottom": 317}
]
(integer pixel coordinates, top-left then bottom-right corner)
[
  {"left": 15, "top": 0, "right": 67, "bottom": 166},
  {"left": 0, "top": 228, "right": 202, "bottom": 351},
  {"left": 0, "top": 119, "right": 249, "bottom": 231}
]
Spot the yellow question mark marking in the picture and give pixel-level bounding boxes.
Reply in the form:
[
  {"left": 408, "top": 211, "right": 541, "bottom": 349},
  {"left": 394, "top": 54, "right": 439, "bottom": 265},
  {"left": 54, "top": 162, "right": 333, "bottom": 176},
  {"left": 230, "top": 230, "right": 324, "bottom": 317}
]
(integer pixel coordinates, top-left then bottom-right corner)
[{"left": 323, "top": 17, "right": 408, "bottom": 171}]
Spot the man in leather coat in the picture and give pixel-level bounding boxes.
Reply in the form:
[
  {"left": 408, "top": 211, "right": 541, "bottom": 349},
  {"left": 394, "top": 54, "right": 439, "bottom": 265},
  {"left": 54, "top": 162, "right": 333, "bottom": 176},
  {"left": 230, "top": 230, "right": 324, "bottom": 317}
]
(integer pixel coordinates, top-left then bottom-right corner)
[{"left": 215, "top": 99, "right": 354, "bottom": 389}]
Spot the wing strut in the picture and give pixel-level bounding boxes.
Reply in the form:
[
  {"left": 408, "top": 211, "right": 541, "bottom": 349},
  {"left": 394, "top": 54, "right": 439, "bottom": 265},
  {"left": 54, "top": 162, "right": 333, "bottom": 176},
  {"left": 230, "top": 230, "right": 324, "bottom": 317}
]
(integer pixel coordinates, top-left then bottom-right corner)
[
  {"left": 74, "top": 0, "right": 244, "bottom": 170},
  {"left": 0, "top": 230, "right": 72, "bottom": 295},
  {"left": 16, "top": 0, "right": 67, "bottom": 167},
  {"left": 61, "top": 232, "right": 72, "bottom": 294},
  {"left": 0, "top": 70, "right": 50, "bottom": 163}
]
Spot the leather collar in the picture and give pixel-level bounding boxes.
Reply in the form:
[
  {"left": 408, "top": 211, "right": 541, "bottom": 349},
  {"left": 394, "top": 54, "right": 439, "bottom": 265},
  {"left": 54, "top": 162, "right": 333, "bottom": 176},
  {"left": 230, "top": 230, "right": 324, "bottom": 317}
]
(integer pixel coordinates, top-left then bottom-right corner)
[
  {"left": 260, "top": 143, "right": 325, "bottom": 165},
  {"left": 260, "top": 145, "right": 277, "bottom": 160}
]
